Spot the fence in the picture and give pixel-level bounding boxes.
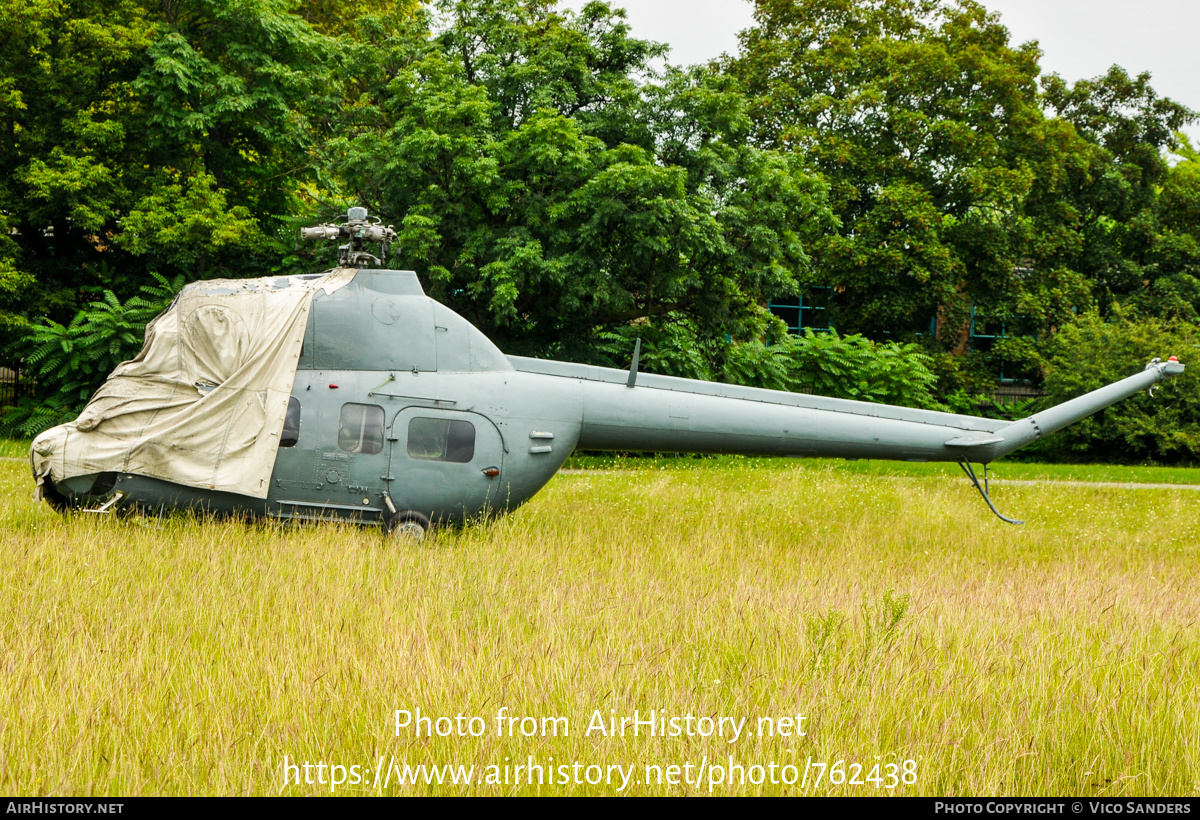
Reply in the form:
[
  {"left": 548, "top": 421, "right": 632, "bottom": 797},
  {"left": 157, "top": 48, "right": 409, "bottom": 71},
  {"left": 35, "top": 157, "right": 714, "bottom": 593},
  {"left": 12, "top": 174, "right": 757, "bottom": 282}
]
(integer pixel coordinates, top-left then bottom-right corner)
[{"left": 0, "top": 366, "right": 35, "bottom": 408}]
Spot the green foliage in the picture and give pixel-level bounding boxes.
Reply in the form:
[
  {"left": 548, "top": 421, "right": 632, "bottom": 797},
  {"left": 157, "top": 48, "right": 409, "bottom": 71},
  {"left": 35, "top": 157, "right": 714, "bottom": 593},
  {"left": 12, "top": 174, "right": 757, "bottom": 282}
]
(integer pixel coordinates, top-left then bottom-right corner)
[
  {"left": 730, "top": 0, "right": 1196, "bottom": 396},
  {"left": 596, "top": 321, "right": 940, "bottom": 407},
  {"left": 113, "top": 172, "right": 266, "bottom": 276},
  {"left": 940, "top": 389, "right": 1037, "bottom": 423},
  {"left": 1034, "top": 67, "right": 1194, "bottom": 325},
  {"left": 0, "top": 212, "right": 34, "bottom": 337},
  {"left": 730, "top": 0, "right": 1050, "bottom": 338},
  {"left": 718, "top": 337, "right": 798, "bottom": 393},
  {"left": 1126, "top": 133, "right": 1200, "bottom": 324},
  {"left": 0, "top": 0, "right": 346, "bottom": 348},
  {"left": 329, "top": 0, "right": 833, "bottom": 362},
  {"left": 1, "top": 274, "right": 182, "bottom": 436},
  {"left": 595, "top": 320, "right": 713, "bottom": 383},
  {"left": 790, "top": 330, "right": 940, "bottom": 408},
  {"left": 1035, "top": 311, "right": 1200, "bottom": 463},
  {"left": 0, "top": 396, "right": 80, "bottom": 441},
  {"left": 596, "top": 313, "right": 799, "bottom": 390}
]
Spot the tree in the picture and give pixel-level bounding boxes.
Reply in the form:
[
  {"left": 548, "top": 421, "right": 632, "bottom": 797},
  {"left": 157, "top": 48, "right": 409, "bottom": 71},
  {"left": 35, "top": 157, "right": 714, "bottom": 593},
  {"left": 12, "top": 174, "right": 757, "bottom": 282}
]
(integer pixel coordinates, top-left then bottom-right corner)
[
  {"left": 730, "top": 0, "right": 1049, "bottom": 342},
  {"left": 1123, "top": 133, "right": 1200, "bottom": 323},
  {"left": 328, "top": 0, "right": 834, "bottom": 373},
  {"left": 1033, "top": 310, "right": 1200, "bottom": 463},
  {"left": 1032, "top": 67, "right": 1193, "bottom": 321},
  {"left": 0, "top": 0, "right": 348, "bottom": 351},
  {"left": 727, "top": 0, "right": 1194, "bottom": 378},
  {"left": 0, "top": 0, "right": 159, "bottom": 339}
]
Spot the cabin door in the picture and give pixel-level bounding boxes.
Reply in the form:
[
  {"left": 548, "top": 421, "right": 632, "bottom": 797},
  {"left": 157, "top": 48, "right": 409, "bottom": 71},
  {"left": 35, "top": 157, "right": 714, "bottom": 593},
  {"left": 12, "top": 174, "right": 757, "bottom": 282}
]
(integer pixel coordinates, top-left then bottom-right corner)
[
  {"left": 386, "top": 406, "right": 506, "bottom": 522},
  {"left": 269, "top": 392, "right": 394, "bottom": 521}
]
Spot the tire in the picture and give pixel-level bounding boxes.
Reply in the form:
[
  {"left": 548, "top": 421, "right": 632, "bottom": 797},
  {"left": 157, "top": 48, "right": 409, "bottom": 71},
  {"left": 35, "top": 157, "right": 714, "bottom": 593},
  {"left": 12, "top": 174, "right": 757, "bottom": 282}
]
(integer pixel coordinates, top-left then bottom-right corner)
[{"left": 385, "top": 510, "right": 431, "bottom": 542}]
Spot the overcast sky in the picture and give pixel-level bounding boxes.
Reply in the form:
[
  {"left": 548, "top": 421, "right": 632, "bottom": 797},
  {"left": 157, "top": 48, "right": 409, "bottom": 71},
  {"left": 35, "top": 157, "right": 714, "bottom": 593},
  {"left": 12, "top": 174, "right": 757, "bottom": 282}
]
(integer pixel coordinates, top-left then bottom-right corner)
[{"left": 560, "top": 0, "right": 1200, "bottom": 146}]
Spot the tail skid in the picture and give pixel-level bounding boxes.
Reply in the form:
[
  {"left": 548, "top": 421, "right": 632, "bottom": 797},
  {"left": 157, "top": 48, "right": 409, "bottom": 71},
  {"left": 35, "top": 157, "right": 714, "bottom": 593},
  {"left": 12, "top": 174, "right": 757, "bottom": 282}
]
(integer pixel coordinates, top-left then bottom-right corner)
[{"left": 958, "top": 462, "right": 1023, "bottom": 525}]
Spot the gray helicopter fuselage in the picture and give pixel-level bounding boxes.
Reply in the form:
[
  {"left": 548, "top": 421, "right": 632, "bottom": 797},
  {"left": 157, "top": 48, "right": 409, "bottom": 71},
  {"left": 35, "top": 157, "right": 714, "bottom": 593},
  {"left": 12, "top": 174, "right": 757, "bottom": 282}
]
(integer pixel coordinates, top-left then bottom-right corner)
[{"left": 48, "top": 267, "right": 1185, "bottom": 527}]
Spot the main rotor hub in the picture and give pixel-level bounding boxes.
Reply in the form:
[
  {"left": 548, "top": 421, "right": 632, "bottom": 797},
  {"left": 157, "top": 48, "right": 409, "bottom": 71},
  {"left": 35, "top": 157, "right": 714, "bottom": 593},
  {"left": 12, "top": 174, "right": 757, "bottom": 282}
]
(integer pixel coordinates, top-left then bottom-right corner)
[{"left": 300, "top": 207, "right": 397, "bottom": 268}]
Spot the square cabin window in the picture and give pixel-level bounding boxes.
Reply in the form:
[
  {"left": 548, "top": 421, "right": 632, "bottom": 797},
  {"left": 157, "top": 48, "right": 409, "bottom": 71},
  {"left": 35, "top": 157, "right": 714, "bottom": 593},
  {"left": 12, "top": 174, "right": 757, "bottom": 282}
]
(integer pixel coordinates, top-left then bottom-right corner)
[
  {"left": 407, "top": 417, "right": 475, "bottom": 463},
  {"left": 338, "top": 403, "right": 385, "bottom": 454}
]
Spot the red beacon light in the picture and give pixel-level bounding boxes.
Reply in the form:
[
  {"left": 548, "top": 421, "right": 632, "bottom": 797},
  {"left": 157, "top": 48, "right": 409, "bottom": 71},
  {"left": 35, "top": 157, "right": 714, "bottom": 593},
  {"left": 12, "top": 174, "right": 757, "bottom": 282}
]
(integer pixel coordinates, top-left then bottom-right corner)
[{"left": 1169, "top": 356, "right": 1179, "bottom": 363}]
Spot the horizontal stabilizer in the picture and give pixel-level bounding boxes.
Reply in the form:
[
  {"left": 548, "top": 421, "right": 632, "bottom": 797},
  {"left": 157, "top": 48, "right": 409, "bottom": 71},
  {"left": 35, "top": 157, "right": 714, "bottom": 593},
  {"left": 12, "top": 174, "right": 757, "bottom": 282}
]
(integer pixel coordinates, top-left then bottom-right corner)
[{"left": 944, "top": 434, "right": 1007, "bottom": 448}]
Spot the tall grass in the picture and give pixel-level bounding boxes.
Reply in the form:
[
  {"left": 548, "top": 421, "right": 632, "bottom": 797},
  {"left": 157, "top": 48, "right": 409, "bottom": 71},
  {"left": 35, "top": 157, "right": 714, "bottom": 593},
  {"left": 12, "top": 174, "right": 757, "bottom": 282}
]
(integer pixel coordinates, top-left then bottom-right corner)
[
  {"left": 1, "top": 457, "right": 1198, "bottom": 795},
  {"left": 565, "top": 453, "right": 1200, "bottom": 485},
  {"left": 0, "top": 439, "right": 30, "bottom": 459}
]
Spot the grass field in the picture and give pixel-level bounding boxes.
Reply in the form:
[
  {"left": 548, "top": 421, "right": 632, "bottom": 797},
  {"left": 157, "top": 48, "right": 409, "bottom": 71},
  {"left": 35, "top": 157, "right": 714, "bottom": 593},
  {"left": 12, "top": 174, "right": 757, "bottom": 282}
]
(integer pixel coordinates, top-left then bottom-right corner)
[{"left": 2, "top": 452, "right": 1199, "bottom": 796}]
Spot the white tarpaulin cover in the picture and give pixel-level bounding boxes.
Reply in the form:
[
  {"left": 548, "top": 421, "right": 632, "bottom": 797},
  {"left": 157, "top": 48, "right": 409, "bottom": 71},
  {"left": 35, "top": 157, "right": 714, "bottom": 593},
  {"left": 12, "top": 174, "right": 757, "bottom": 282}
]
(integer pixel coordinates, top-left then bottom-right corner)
[{"left": 31, "top": 268, "right": 357, "bottom": 500}]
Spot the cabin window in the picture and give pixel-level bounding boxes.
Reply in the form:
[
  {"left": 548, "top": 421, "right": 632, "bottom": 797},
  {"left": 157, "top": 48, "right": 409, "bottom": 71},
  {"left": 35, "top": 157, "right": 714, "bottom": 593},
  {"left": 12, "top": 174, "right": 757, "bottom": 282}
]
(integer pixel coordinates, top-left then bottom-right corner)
[
  {"left": 407, "top": 417, "right": 475, "bottom": 463},
  {"left": 281, "top": 397, "right": 301, "bottom": 447},
  {"left": 338, "top": 403, "right": 385, "bottom": 454}
]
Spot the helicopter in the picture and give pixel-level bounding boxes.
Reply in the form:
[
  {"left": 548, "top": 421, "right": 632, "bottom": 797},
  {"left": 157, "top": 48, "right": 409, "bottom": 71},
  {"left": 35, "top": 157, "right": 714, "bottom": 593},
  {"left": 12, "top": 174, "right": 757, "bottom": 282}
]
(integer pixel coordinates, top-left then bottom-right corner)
[{"left": 30, "top": 207, "right": 1186, "bottom": 536}]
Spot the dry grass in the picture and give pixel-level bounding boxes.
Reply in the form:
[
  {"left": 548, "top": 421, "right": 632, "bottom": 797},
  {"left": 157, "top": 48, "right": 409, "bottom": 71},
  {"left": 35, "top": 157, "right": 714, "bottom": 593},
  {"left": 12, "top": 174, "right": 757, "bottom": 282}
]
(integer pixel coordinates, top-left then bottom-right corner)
[{"left": 1, "top": 456, "right": 1198, "bottom": 796}]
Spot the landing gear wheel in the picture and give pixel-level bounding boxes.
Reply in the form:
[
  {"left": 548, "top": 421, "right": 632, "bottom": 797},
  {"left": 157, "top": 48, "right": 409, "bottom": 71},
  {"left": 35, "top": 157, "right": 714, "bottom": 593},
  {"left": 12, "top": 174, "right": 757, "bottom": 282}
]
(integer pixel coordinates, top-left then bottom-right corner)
[{"left": 385, "top": 510, "right": 431, "bottom": 542}]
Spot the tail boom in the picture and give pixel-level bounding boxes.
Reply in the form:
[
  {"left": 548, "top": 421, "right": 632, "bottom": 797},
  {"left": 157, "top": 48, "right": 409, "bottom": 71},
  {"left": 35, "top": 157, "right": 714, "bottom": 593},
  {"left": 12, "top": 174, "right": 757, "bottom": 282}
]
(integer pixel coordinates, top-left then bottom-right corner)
[{"left": 509, "top": 355, "right": 1186, "bottom": 464}]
